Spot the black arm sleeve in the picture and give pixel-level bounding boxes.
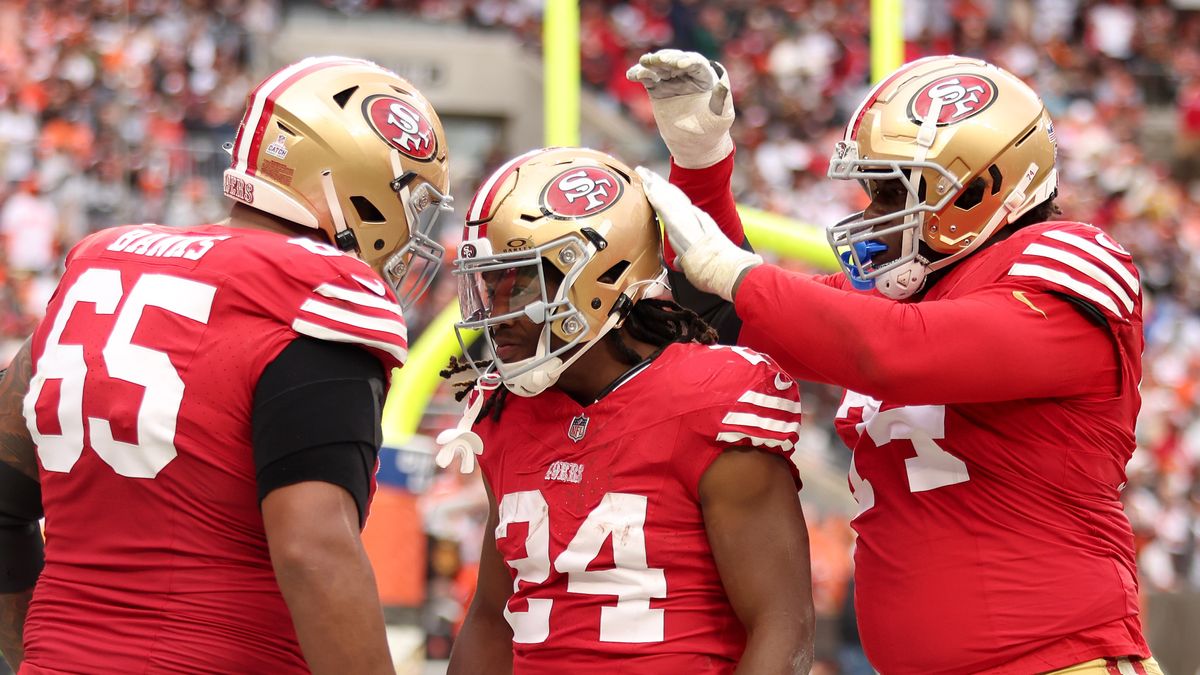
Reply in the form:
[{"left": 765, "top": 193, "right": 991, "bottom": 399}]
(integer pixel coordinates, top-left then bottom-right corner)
[
  {"left": 667, "top": 236, "right": 754, "bottom": 345},
  {"left": 0, "top": 462, "right": 43, "bottom": 592},
  {"left": 252, "top": 337, "right": 386, "bottom": 527}
]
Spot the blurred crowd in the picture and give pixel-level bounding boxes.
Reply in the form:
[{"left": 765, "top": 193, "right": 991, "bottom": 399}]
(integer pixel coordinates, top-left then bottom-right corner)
[
  {"left": 0, "top": 0, "right": 276, "bottom": 359},
  {"left": 2, "top": 0, "right": 1199, "bottom": 670}
]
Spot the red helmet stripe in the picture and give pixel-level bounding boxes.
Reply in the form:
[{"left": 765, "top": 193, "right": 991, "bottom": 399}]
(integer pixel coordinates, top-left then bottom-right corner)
[
  {"left": 465, "top": 147, "right": 550, "bottom": 224},
  {"left": 232, "top": 57, "right": 371, "bottom": 177}
]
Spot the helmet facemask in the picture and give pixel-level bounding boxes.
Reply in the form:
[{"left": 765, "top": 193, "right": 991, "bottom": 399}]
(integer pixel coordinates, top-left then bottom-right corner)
[
  {"left": 382, "top": 161, "right": 453, "bottom": 309},
  {"left": 827, "top": 141, "right": 962, "bottom": 293},
  {"left": 454, "top": 234, "right": 600, "bottom": 397}
]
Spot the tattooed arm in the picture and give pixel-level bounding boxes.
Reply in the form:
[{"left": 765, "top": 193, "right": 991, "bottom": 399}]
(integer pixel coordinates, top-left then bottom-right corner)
[
  {"left": 0, "top": 339, "right": 42, "bottom": 670},
  {"left": 0, "top": 339, "right": 37, "bottom": 479}
]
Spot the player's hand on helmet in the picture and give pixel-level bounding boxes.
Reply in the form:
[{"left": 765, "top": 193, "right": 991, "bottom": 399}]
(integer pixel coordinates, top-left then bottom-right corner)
[
  {"left": 626, "top": 49, "right": 735, "bottom": 169},
  {"left": 636, "top": 167, "right": 761, "bottom": 302}
]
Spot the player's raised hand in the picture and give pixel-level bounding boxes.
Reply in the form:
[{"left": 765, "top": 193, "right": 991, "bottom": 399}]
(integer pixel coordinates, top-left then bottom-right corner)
[
  {"left": 626, "top": 49, "right": 735, "bottom": 169},
  {"left": 636, "top": 166, "right": 760, "bottom": 302}
]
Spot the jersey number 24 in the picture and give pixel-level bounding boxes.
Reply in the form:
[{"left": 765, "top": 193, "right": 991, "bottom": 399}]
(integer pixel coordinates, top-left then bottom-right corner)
[{"left": 497, "top": 490, "right": 667, "bottom": 644}]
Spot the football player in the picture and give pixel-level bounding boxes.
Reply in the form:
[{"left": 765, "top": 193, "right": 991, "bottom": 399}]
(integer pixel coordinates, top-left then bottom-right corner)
[
  {"left": 436, "top": 147, "right": 814, "bottom": 673},
  {"left": 629, "top": 51, "right": 1161, "bottom": 674},
  {"left": 0, "top": 56, "right": 452, "bottom": 673}
]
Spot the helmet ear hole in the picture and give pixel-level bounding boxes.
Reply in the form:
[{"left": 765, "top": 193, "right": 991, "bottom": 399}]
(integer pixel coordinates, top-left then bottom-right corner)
[
  {"left": 351, "top": 196, "right": 385, "bottom": 223},
  {"left": 598, "top": 260, "right": 630, "bottom": 285},
  {"left": 374, "top": 239, "right": 386, "bottom": 251},
  {"left": 332, "top": 86, "right": 359, "bottom": 109},
  {"left": 953, "top": 177, "right": 987, "bottom": 211}
]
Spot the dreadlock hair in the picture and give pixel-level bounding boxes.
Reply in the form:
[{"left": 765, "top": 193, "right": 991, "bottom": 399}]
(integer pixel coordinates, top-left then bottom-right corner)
[
  {"left": 439, "top": 355, "right": 511, "bottom": 422},
  {"left": 439, "top": 297, "right": 719, "bottom": 423},
  {"left": 605, "top": 298, "right": 718, "bottom": 366}
]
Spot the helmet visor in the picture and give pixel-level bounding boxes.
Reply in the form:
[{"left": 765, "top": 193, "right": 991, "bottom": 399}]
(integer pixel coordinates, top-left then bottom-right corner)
[{"left": 457, "top": 258, "right": 546, "bottom": 324}]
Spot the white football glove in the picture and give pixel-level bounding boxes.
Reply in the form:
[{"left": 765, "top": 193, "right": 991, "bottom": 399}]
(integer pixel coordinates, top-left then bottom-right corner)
[
  {"left": 636, "top": 167, "right": 761, "bottom": 302},
  {"left": 626, "top": 49, "right": 735, "bottom": 169}
]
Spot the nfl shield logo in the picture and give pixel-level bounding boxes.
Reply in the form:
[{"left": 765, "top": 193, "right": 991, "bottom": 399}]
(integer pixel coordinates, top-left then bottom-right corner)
[{"left": 567, "top": 414, "right": 589, "bottom": 443}]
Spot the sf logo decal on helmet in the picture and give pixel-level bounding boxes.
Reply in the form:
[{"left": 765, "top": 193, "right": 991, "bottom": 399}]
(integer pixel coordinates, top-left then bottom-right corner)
[
  {"left": 541, "top": 167, "right": 623, "bottom": 219},
  {"left": 908, "top": 74, "right": 997, "bottom": 126},
  {"left": 363, "top": 94, "right": 437, "bottom": 161}
]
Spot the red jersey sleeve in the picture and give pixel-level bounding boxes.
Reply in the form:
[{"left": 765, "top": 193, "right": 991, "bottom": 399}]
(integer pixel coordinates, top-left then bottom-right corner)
[
  {"left": 735, "top": 264, "right": 1118, "bottom": 405},
  {"left": 231, "top": 235, "right": 408, "bottom": 383},
  {"left": 287, "top": 274, "right": 408, "bottom": 371},
  {"left": 665, "top": 150, "right": 744, "bottom": 267},
  {"left": 673, "top": 345, "right": 803, "bottom": 496}
]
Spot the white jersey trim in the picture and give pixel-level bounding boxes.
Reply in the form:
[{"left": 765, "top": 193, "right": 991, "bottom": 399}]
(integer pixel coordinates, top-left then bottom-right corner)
[
  {"left": 715, "top": 431, "right": 794, "bottom": 452},
  {"left": 1008, "top": 263, "right": 1122, "bottom": 317},
  {"left": 1021, "top": 243, "right": 1134, "bottom": 312},
  {"left": 314, "top": 283, "right": 405, "bottom": 317},
  {"left": 720, "top": 412, "right": 801, "bottom": 436},
  {"left": 737, "top": 390, "right": 803, "bottom": 414},
  {"left": 299, "top": 299, "right": 408, "bottom": 340},
  {"left": 291, "top": 319, "right": 408, "bottom": 364},
  {"left": 1042, "top": 230, "right": 1139, "bottom": 295}
]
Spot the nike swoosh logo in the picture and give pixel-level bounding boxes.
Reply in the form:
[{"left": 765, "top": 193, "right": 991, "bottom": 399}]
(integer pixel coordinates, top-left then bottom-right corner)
[
  {"left": 1012, "top": 290, "right": 1046, "bottom": 318},
  {"left": 774, "top": 373, "right": 793, "bottom": 390},
  {"left": 353, "top": 275, "right": 388, "bottom": 297}
]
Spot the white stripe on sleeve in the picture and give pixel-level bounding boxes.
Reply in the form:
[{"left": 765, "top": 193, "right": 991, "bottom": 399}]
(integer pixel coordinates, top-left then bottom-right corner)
[
  {"left": 720, "top": 412, "right": 802, "bottom": 436},
  {"left": 715, "top": 432, "right": 794, "bottom": 452},
  {"left": 299, "top": 299, "right": 408, "bottom": 340},
  {"left": 1042, "top": 230, "right": 1139, "bottom": 295},
  {"left": 1008, "top": 263, "right": 1122, "bottom": 317},
  {"left": 737, "top": 391, "right": 803, "bottom": 414},
  {"left": 314, "top": 283, "right": 404, "bottom": 317},
  {"left": 1022, "top": 243, "right": 1134, "bottom": 312},
  {"left": 291, "top": 319, "right": 408, "bottom": 364}
]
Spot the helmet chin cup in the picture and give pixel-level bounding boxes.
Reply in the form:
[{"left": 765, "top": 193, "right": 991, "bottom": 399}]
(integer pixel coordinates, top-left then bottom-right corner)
[
  {"left": 876, "top": 260, "right": 929, "bottom": 300},
  {"left": 504, "top": 357, "right": 564, "bottom": 397}
]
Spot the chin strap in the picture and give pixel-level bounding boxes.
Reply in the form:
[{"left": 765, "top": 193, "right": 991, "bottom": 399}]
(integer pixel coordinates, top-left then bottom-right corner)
[
  {"left": 434, "top": 373, "right": 501, "bottom": 474},
  {"left": 875, "top": 257, "right": 930, "bottom": 299}
]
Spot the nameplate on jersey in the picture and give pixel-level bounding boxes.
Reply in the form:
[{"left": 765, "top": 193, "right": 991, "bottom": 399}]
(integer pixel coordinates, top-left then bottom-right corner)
[{"left": 107, "top": 229, "right": 230, "bottom": 261}]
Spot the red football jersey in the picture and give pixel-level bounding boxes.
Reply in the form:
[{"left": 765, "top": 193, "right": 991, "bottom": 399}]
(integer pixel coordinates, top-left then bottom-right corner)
[
  {"left": 827, "top": 221, "right": 1146, "bottom": 674},
  {"left": 474, "top": 342, "right": 803, "bottom": 673},
  {"left": 669, "top": 154, "right": 1151, "bottom": 673},
  {"left": 20, "top": 224, "right": 407, "bottom": 673},
  {"left": 737, "top": 222, "right": 1148, "bottom": 674}
]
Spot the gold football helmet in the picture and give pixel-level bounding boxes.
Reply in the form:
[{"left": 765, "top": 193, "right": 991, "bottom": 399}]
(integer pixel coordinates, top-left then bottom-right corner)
[
  {"left": 224, "top": 56, "right": 453, "bottom": 308},
  {"left": 827, "top": 55, "right": 1058, "bottom": 298},
  {"left": 453, "top": 147, "right": 666, "bottom": 396}
]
